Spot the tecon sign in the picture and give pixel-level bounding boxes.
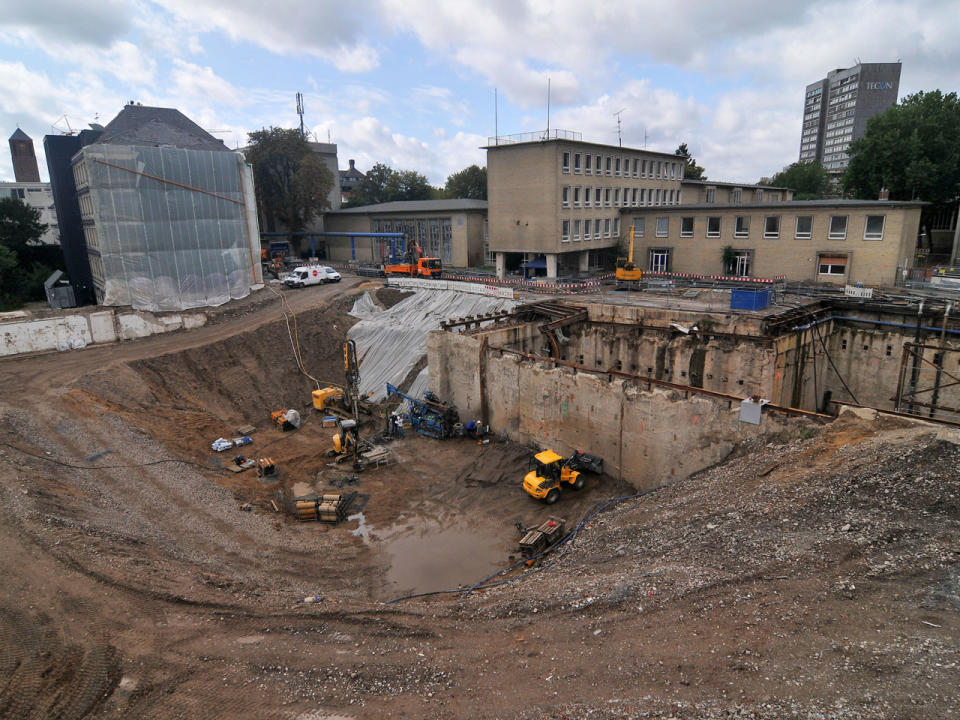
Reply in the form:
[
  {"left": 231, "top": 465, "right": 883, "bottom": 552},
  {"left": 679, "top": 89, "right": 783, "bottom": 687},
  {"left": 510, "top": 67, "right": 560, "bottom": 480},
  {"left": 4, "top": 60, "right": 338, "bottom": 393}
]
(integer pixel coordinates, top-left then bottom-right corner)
[{"left": 866, "top": 81, "right": 895, "bottom": 90}]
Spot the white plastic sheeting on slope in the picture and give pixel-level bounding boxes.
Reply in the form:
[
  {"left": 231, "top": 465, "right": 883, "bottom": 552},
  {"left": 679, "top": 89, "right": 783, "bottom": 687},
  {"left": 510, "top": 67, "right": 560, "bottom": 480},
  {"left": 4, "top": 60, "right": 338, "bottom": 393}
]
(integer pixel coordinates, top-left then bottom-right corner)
[{"left": 348, "top": 289, "right": 516, "bottom": 402}]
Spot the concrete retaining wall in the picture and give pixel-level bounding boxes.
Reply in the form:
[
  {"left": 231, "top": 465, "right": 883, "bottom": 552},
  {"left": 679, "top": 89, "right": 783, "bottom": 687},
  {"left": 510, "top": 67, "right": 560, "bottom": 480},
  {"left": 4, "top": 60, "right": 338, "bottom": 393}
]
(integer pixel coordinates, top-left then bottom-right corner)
[
  {"left": 1, "top": 308, "right": 208, "bottom": 357},
  {"left": 428, "top": 330, "right": 796, "bottom": 490}
]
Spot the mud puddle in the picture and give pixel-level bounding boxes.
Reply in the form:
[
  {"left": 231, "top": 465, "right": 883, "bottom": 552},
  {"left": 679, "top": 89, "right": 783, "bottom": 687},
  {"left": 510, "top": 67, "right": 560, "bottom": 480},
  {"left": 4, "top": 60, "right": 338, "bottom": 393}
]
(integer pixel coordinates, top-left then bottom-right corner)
[{"left": 374, "top": 515, "right": 510, "bottom": 599}]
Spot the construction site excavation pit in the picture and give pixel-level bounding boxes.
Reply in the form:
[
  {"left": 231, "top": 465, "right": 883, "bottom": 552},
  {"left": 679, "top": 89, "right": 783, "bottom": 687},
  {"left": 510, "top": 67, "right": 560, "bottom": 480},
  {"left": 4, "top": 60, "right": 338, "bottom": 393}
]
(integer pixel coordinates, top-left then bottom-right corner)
[{"left": 0, "top": 277, "right": 958, "bottom": 719}]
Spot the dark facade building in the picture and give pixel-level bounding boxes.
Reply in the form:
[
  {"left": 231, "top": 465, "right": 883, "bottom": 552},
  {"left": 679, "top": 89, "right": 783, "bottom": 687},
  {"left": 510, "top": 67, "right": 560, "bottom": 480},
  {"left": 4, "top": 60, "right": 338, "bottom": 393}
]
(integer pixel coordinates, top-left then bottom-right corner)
[
  {"left": 8, "top": 128, "right": 41, "bottom": 182},
  {"left": 43, "top": 129, "right": 103, "bottom": 305},
  {"left": 799, "top": 62, "right": 901, "bottom": 175}
]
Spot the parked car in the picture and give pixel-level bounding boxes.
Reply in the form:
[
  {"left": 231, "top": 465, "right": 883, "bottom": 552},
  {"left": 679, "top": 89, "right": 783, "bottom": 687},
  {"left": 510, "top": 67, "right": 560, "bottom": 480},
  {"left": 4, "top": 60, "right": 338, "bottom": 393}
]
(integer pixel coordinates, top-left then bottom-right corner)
[{"left": 284, "top": 265, "right": 341, "bottom": 288}]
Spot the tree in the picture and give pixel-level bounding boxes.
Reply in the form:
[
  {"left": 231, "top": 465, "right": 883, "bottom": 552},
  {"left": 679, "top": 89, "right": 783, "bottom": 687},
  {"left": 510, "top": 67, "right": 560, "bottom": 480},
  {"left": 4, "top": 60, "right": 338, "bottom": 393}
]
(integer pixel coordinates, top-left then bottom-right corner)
[
  {"left": 244, "top": 127, "right": 334, "bottom": 237},
  {"left": 766, "top": 161, "right": 830, "bottom": 200},
  {"left": 346, "top": 162, "right": 435, "bottom": 206},
  {"left": 0, "top": 197, "right": 54, "bottom": 310},
  {"left": 444, "top": 165, "right": 487, "bottom": 199},
  {"left": 843, "top": 90, "right": 960, "bottom": 203},
  {"left": 675, "top": 143, "right": 706, "bottom": 180},
  {"left": 392, "top": 169, "right": 433, "bottom": 201}
]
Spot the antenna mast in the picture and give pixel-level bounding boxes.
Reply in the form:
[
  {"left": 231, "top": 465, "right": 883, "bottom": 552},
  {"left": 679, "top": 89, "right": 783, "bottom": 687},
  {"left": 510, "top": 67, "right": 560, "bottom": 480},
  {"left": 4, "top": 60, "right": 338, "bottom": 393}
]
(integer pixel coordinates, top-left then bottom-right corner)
[
  {"left": 494, "top": 88, "right": 499, "bottom": 145},
  {"left": 296, "top": 92, "right": 305, "bottom": 138},
  {"left": 614, "top": 108, "right": 625, "bottom": 147},
  {"left": 546, "top": 77, "right": 551, "bottom": 138}
]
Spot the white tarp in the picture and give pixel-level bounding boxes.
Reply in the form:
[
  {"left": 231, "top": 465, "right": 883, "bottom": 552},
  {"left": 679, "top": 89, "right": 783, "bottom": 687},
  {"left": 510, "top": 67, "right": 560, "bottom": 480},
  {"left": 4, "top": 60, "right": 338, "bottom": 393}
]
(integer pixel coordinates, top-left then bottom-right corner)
[
  {"left": 348, "top": 289, "right": 516, "bottom": 402},
  {"left": 81, "top": 144, "right": 261, "bottom": 311}
]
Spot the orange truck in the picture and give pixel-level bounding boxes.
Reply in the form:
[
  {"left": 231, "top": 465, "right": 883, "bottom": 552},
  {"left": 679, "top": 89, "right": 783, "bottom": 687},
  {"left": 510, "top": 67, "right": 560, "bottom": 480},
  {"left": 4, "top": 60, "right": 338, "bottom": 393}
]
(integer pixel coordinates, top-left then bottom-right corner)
[{"left": 385, "top": 256, "right": 443, "bottom": 278}]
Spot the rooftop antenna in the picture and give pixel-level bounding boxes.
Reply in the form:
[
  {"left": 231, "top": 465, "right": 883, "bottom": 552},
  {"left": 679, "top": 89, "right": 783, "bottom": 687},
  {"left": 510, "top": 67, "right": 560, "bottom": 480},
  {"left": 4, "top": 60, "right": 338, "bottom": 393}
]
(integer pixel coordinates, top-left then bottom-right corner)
[
  {"left": 643, "top": 127, "right": 648, "bottom": 149},
  {"left": 546, "top": 77, "right": 551, "bottom": 139},
  {"left": 51, "top": 115, "right": 75, "bottom": 135},
  {"left": 494, "top": 87, "right": 498, "bottom": 145},
  {"left": 614, "top": 108, "right": 625, "bottom": 147},
  {"left": 327, "top": 129, "right": 331, "bottom": 143},
  {"left": 296, "top": 92, "right": 305, "bottom": 138}
]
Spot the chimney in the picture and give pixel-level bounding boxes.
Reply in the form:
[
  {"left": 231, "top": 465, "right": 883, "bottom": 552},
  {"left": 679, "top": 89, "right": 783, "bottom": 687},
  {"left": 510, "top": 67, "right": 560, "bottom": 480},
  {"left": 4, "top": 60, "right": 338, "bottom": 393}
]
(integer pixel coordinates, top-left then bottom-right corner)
[
  {"left": 879, "top": 187, "right": 890, "bottom": 200},
  {"left": 349, "top": 159, "right": 356, "bottom": 170}
]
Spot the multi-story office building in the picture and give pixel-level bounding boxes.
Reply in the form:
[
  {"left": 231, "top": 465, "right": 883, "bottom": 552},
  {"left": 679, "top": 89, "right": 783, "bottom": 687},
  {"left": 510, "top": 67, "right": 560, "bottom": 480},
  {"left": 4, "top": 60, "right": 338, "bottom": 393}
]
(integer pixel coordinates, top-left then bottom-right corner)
[
  {"left": 799, "top": 62, "right": 901, "bottom": 174},
  {"left": 0, "top": 181, "right": 59, "bottom": 245},
  {"left": 485, "top": 131, "right": 685, "bottom": 279},
  {"left": 625, "top": 198, "right": 923, "bottom": 286}
]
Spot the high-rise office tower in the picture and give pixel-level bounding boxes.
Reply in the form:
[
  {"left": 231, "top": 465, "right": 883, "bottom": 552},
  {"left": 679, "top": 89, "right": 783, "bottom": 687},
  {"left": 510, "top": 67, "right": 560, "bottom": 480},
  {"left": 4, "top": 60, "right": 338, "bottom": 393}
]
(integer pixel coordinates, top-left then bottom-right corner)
[{"left": 799, "top": 62, "right": 901, "bottom": 175}]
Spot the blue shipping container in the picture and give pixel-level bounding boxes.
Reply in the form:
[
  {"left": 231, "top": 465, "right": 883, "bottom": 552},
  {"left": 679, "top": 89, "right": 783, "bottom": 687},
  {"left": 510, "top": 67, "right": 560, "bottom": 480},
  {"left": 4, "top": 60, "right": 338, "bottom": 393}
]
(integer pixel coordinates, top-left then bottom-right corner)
[{"left": 730, "top": 288, "right": 771, "bottom": 311}]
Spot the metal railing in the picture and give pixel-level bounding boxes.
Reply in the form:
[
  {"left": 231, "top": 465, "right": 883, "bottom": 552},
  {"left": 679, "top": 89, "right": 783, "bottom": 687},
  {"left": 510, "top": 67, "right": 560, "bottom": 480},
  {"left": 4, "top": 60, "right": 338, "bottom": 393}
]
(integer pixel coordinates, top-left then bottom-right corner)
[{"left": 487, "top": 129, "right": 582, "bottom": 145}]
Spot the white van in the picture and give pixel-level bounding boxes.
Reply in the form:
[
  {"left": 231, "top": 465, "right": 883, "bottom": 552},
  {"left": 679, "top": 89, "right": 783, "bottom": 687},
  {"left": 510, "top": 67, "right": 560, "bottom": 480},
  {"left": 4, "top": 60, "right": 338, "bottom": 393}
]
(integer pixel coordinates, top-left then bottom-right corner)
[{"left": 284, "top": 265, "right": 341, "bottom": 288}]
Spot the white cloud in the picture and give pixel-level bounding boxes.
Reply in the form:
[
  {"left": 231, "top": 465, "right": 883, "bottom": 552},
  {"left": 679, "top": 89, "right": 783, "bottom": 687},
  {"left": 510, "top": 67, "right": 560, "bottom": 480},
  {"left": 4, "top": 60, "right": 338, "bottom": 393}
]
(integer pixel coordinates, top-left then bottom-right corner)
[
  {"left": 0, "top": 62, "right": 124, "bottom": 180},
  {"left": 170, "top": 59, "right": 245, "bottom": 107},
  {"left": 0, "top": 28, "right": 157, "bottom": 86},
  {"left": 1, "top": 0, "right": 134, "bottom": 47},
  {"left": 152, "top": 0, "right": 381, "bottom": 71}
]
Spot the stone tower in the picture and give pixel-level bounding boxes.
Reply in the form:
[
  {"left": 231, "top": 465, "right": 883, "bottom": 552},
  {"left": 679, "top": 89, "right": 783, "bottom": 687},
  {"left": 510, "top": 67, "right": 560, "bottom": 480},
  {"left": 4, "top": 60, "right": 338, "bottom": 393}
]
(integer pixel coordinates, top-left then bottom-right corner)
[{"left": 9, "top": 128, "right": 41, "bottom": 182}]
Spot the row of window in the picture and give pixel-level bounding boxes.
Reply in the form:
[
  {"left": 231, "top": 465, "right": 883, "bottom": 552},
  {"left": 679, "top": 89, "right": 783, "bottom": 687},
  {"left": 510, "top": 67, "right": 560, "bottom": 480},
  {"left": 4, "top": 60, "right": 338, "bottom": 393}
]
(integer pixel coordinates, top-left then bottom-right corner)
[
  {"left": 561, "top": 217, "right": 622, "bottom": 242},
  {"left": 72, "top": 160, "right": 89, "bottom": 189},
  {"left": 561, "top": 185, "right": 681, "bottom": 209},
  {"left": 645, "top": 247, "right": 849, "bottom": 278},
  {"left": 633, "top": 214, "right": 886, "bottom": 241},
  {"left": 561, "top": 151, "right": 682, "bottom": 180},
  {"left": 826, "top": 117, "right": 855, "bottom": 131}
]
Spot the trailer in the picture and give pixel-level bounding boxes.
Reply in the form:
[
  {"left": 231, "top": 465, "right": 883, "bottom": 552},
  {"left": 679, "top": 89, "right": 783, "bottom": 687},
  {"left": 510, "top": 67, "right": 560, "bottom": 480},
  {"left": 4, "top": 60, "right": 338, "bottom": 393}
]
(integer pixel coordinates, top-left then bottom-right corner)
[{"left": 518, "top": 517, "right": 566, "bottom": 557}]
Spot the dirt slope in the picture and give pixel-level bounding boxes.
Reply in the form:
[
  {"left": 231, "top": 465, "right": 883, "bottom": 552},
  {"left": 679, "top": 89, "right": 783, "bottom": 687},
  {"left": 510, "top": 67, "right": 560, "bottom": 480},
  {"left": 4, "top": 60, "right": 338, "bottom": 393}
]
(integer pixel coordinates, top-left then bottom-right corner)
[{"left": 0, "top": 281, "right": 957, "bottom": 719}]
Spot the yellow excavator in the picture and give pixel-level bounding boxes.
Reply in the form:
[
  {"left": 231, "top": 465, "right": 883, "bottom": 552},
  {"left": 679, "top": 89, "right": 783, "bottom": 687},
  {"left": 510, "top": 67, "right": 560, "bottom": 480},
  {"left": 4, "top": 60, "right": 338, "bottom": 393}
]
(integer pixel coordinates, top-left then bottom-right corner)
[{"left": 615, "top": 225, "right": 642, "bottom": 291}]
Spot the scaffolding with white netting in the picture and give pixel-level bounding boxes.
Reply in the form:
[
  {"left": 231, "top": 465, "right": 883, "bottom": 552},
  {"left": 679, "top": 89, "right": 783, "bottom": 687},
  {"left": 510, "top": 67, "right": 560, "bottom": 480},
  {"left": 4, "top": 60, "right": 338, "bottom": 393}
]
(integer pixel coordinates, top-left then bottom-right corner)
[{"left": 78, "top": 144, "right": 261, "bottom": 311}]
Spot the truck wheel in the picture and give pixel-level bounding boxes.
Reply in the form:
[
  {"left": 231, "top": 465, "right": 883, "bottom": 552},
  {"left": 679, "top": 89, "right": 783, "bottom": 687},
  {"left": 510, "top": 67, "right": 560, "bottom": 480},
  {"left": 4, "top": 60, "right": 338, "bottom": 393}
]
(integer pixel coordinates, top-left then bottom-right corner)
[
  {"left": 545, "top": 489, "right": 559, "bottom": 505},
  {"left": 572, "top": 476, "right": 585, "bottom": 490}
]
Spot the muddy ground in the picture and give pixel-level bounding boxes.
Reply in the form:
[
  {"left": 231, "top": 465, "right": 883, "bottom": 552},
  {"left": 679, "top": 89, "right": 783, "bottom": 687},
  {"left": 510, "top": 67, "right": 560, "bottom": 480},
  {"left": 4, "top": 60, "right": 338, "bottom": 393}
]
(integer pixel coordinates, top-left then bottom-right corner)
[{"left": 0, "top": 277, "right": 957, "bottom": 719}]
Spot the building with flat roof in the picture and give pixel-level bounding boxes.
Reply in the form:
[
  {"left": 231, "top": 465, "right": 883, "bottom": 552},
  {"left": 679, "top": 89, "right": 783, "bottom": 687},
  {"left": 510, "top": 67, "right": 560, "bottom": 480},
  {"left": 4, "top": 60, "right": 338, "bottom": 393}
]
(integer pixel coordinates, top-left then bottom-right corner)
[
  {"left": 681, "top": 179, "right": 793, "bottom": 205},
  {"left": 799, "top": 62, "right": 901, "bottom": 174},
  {"left": 485, "top": 131, "right": 685, "bottom": 279},
  {"left": 624, "top": 199, "right": 923, "bottom": 286},
  {"left": 324, "top": 199, "right": 488, "bottom": 268}
]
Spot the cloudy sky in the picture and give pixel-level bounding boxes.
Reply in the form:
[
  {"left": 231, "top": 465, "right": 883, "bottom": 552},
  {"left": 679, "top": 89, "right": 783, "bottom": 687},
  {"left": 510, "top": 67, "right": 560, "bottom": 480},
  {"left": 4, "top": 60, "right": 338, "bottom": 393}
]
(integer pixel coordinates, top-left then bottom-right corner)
[{"left": 1, "top": 0, "right": 958, "bottom": 186}]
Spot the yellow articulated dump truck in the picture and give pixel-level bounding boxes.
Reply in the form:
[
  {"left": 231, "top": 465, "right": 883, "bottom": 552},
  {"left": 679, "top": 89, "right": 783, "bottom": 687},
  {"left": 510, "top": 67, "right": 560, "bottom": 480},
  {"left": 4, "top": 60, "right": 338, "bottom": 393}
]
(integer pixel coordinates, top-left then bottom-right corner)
[{"left": 523, "top": 449, "right": 605, "bottom": 504}]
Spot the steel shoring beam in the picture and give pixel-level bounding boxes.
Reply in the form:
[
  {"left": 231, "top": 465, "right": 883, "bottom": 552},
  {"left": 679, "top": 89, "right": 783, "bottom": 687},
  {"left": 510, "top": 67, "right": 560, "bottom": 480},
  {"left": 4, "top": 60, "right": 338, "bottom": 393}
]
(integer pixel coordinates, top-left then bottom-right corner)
[{"left": 896, "top": 345, "right": 960, "bottom": 398}]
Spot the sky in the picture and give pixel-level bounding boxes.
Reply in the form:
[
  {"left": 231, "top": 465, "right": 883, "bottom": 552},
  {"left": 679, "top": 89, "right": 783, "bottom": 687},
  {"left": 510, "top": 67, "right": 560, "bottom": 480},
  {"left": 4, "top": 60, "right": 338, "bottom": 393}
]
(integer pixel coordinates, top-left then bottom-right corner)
[{"left": 1, "top": 0, "right": 958, "bottom": 187}]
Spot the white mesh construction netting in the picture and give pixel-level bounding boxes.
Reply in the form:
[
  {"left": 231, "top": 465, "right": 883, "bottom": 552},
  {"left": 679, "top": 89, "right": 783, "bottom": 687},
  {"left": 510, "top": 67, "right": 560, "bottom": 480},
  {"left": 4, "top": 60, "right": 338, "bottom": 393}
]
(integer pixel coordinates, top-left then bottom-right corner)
[{"left": 348, "top": 289, "right": 516, "bottom": 402}]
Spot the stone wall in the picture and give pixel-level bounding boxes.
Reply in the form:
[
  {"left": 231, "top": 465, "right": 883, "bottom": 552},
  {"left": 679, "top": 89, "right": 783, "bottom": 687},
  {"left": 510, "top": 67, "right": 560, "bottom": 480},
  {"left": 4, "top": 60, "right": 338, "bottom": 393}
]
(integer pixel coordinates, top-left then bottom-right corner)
[{"left": 428, "top": 330, "right": 798, "bottom": 490}]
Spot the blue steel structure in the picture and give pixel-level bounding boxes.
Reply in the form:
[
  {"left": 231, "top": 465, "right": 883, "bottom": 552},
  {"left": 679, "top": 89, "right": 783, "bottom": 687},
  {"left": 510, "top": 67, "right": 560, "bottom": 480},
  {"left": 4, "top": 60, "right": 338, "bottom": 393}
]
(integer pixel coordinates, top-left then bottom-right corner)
[{"left": 259, "top": 231, "right": 406, "bottom": 262}]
